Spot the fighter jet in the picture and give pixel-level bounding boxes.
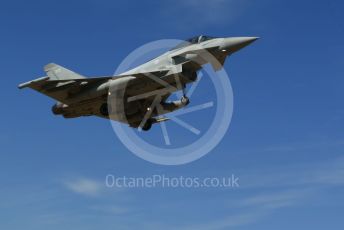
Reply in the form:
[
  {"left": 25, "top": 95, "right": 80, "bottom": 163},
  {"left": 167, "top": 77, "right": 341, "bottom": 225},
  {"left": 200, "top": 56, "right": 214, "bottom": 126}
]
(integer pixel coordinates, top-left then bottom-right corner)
[{"left": 18, "top": 35, "right": 258, "bottom": 131}]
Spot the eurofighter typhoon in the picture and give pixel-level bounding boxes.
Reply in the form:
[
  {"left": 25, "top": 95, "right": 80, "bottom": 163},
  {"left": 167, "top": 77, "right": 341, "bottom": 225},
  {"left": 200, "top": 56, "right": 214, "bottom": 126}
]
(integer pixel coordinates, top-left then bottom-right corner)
[{"left": 18, "top": 35, "right": 258, "bottom": 131}]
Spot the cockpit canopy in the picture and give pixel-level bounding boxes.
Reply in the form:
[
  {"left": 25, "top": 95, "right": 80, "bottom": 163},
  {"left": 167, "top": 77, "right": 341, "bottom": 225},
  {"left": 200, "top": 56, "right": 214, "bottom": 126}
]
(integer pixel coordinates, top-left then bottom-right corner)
[{"left": 170, "top": 35, "right": 217, "bottom": 51}]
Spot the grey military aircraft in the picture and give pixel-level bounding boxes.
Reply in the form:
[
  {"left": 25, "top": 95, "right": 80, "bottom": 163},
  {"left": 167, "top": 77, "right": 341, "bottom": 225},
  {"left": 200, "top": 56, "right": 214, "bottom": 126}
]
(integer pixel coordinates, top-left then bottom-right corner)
[{"left": 18, "top": 35, "right": 258, "bottom": 131}]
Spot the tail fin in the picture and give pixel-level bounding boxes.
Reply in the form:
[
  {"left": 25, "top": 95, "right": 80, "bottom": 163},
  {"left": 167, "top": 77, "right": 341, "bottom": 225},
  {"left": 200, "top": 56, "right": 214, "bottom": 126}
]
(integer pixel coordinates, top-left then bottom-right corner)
[{"left": 44, "top": 63, "right": 85, "bottom": 80}]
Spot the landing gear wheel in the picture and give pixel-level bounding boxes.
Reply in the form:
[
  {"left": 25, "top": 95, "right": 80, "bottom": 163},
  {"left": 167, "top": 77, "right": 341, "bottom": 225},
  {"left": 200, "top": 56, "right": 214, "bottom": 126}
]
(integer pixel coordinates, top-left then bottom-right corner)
[
  {"left": 100, "top": 103, "right": 109, "bottom": 116},
  {"left": 181, "top": 96, "right": 190, "bottom": 105},
  {"left": 141, "top": 118, "right": 153, "bottom": 131}
]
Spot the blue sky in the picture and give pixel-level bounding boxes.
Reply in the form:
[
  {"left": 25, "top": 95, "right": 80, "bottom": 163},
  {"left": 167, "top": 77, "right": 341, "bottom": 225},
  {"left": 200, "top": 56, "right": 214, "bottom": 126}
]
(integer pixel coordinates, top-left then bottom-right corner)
[{"left": 1, "top": 0, "right": 344, "bottom": 229}]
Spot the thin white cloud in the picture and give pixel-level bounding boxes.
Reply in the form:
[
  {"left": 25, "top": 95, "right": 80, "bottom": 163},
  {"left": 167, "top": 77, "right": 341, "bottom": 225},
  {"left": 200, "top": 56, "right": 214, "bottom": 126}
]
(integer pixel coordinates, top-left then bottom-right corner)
[
  {"left": 56, "top": 153, "right": 344, "bottom": 229},
  {"left": 177, "top": 211, "right": 265, "bottom": 230},
  {"left": 308, "top": 162, "right": 344, "bottom": 186},
  {"left": 64, "top": 178, "right": 104, "bottom": 197},
  {"left": 240, "top": 189, "right": 309, "bottom": 209},
  {"left": 186, "top": 157, "right": 344, "bottom": 230},
  {"left": 240, "top": 155, "right": 344, "bottom": 189},
  {"left": 175, "top": 190, "right": 308, "bottom": 230},
  {"left": 132, "top": 156, "right": 344, "bottom": 230}
]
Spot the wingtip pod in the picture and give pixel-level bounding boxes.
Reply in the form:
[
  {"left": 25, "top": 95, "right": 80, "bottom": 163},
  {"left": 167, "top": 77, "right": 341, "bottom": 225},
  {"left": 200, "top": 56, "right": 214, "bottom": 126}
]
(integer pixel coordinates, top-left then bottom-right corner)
[
  {"left": 18, "top": 84, "right": 26, "bottom": 89},
  {"left": 18, "top": 83, "right": 26, "bottom": 89}
]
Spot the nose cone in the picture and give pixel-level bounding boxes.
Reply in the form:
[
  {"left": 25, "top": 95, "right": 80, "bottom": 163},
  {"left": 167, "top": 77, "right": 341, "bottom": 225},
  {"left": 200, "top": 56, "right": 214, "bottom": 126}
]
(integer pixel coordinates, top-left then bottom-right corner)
[{"left": 219, "top": 37, "right": 259, "bottom": 53}]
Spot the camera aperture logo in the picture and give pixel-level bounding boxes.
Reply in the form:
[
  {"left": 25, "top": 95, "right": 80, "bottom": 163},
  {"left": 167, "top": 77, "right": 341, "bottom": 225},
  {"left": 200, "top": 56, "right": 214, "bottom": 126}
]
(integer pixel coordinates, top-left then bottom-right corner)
[{"left": 109, "top": 39, "right": 234, "bottom": 165}]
